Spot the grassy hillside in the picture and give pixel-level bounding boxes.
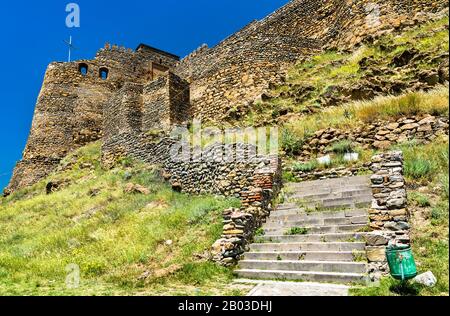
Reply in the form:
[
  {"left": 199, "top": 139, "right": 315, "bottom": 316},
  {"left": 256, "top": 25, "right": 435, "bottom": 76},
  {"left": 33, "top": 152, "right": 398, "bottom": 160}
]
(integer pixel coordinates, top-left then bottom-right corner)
[
  {"left": 0, "top": 143, "right": 248, "bottom": 296},
  {"left": 237, "top": 16, "right": 448, "bottom": 127},
  {"left": 1, "top": 11, "right": 448, "bottom": 298}
]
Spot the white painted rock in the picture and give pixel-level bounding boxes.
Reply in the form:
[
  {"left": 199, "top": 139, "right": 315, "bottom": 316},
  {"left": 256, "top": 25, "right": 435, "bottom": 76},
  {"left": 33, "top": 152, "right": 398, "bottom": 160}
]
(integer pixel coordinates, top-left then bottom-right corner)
[
  {"left": 317, "top": 155, "right": 331, "bottom": 165},
  {"left": 344, "top": 152, "right": 359, "bottom": 162},
  {"left": 165, "top": 240, "right": 173, "bottom": 246},
  {"left": 413, "top": 271, "right": 437, "bottom": 287}
]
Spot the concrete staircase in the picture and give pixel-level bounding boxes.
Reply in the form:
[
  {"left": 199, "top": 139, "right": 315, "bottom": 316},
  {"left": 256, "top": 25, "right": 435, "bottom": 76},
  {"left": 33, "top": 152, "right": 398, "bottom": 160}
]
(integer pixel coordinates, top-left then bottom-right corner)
[{"left": 236, "top": 176, "right": 372, "bottom": 286}]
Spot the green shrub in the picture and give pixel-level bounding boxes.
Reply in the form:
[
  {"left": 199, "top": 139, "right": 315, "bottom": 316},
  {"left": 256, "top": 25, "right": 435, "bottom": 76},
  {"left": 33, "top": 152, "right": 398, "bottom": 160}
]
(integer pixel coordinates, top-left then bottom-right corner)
[
  {"left": 431, "top": 203, "right": 449, "bottom": 225},
  {"left": 282, "top": 171, "right": 296, "bottom": 182},
  {"left": 328, "top": 140, "right": 354, "bottom": 154},
  {"left": 285, "top": 227, "right": 308, "bottom": 236},
  {"left": 410, "top": 192, "right": 431, "bottom": 207},
  {"left": 292, "top": 161, "right": 318, "bottom": 172},
  {"left": 254, "top": 228, "right": 265, "bottom": 237},
  {"left": 404, "top": 158, "right": 433, "bottom": 180},
  {"left": 281, "top": 128, "right": 303, "bottom": 156}
]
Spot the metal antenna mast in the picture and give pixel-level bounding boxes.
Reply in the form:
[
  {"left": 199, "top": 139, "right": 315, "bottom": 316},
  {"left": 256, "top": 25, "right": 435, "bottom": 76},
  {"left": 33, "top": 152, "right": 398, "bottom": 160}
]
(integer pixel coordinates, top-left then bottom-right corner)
[{"left": 63, "top": 36, "right": 77, "bottom": 62}]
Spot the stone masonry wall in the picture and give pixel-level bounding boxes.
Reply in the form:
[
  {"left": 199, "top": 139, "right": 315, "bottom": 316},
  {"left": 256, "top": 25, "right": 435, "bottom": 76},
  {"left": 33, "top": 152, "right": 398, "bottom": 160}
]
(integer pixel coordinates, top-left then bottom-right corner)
[
  {"left": 6, "top": 61, "right": 116, "bottom": 193},
  {"left": 175, "top": 0, "right": 448, "bottom": 121},
  {"left": 6, "top": 44, "right": 180, "bottom": 194},
  {"left": 297, "top": 115, "right": 449, "bottom": 161},
  {"left": 7, "top": 0, "right": 448, "bottom": 194},
  {"left": 365, "top": 151, "right": 410, "bottom": 280},
  {"left": 213, "top": 157, "right": 282, "bottom": 266},
  {"left": 102, "top": 71, "right": 190, "bottom": 168},
  {"left": 159, "top": 144, "right": 284, "bottom": 266}
]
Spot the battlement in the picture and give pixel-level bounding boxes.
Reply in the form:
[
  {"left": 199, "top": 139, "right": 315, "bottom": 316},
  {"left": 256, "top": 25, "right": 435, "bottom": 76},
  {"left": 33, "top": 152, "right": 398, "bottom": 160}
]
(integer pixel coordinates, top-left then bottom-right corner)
[{"left": 136, "top": 43, "right": 180, "bottom": 61}]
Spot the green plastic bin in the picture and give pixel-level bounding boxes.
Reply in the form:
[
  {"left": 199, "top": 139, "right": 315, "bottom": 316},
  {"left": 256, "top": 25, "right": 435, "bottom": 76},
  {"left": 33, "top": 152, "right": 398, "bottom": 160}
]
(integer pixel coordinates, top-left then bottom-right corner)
[{"left": 386, "top": 245, "right": 418, "bottom": 281}]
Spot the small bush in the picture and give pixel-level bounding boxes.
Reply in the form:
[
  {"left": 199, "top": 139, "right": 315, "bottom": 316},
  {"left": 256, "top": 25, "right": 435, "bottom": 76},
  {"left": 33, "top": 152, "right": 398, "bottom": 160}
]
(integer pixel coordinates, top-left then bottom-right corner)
[
  {"left": 282, "top": 171, "right": 296, "bottom": 182},
  {"left": 404, "top": 158, "right": 434, "bottom": 180},
  {"left": 254, "top": 227, "right": 265, "bottom": 237},
  {"left": 328, "top": 140, "right": 354, "bottom": 154},
  {"left": 281, "top": 128, "right": 303, "bottom": 156},
  {"left": 410, "top": 192, "right": 431, "bottom": 207},
  {"left": 285, "top": 227, "right": 308, "bottom": 235},
  {"left": 292, "top": 161, "right": 318, "bottom": 172},
  {"left": 431, "top": 203, "right": 449, "bottom": 226}
]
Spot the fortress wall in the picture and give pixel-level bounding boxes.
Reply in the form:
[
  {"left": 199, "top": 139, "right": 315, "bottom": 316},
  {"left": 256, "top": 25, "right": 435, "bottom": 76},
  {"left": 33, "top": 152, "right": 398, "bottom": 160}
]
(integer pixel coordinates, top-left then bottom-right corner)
[
  {"left": 7, "top": 0, "right": 448, "bottom": 194},
  {"left": 168, "top": 73, "right": 191, "bottom": 126},
  {"left": 6, "top": 61, "right": 119, "bottom": 193},
  {"left": 136, "top": 45, "right": 180, "bottom": 69},
  {"left": 174, "top": 0, "right": 346, "bottom": 120},
  {"left": 7, "top": 44, "right": 181, "bottom": 193},
  {"left": 102, "top": 73, "right": 189, "bottom": 168},
  {"left": 141, "top": 72, "right": 190, "bottom": 131},
  {"left": 175, "top": 0, "right": 449, "bottom": 121},
  {"left": 321, "top": 0, "right": 449, "bottom": 49},
  {"left": 142, "top": 77, "right": 170, "bottom": 130}
]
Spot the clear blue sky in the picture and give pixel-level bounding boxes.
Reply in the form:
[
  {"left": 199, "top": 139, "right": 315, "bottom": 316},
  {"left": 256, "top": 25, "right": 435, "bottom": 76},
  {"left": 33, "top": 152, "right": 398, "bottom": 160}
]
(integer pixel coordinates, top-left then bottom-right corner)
[{"left": 0, "top": 0, "right": 290, "bottom": 190}]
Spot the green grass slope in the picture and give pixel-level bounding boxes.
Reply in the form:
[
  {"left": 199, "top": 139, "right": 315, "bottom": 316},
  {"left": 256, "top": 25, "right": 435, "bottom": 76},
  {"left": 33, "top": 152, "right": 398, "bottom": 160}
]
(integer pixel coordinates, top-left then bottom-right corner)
[{"left": 0, "top": 143, "right": 247, "bottom": 296}]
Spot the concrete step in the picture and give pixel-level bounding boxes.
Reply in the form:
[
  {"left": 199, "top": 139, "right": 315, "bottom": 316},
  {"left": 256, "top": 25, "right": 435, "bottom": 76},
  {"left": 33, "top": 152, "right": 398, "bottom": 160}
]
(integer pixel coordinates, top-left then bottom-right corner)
[
  {"left": 235, "top": 269, "right": 367, "bottom": 284},
  {"left": 239, "top": 260, "right": 367, "bottom": 274},
  {"left": 288, "top": 186, "right": 371, "bottom": 195},
  {"left": 276, "top": 203, "right": 298, "bottom": 210},
  {"left": 256, "top": 232, "right": 367, "bottom": 243},
  {"left": 286, "top": 176, "right": 370, "bottom": 189},
  {"left": 301, "top": 198, "right": 372, "bottom": 210},
  {"left": 280, "top": 201, "right": 370, "bottom": 213},
  {"left": 308, "top": 195, "right": 373, "bottom": 205},
  {"left": 286, "top": 186, "right": 370, "bottom": 195},
  {"left": 244, "top": 251, "right": 366, "bottom": 262},
  {"left": 240, "top": 280, "right": 350, "bottom": 296},
  {"left": 269, "top": 209, "right": 368, "bottom": 221},
  {"left": 264, "top": 224, "right": 369, "bottom": 235},
  {"left": 250, "top": 242, "right": 366, "bottom": 252},
  {"left": 290, "top": 190, "right": 372, "bottom": 201},
  {"left": 265, "top": 215, "right": 369, "bottom": 227},
  {"left": 288, "top": 189, "right": 372, "bottom": 202}
]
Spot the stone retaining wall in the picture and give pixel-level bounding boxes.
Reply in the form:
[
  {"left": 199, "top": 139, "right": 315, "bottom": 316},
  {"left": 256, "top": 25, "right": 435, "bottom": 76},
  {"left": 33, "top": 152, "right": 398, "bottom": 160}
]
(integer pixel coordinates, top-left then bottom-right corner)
[
  {"left": 160, "top": 142, "right": 282, "bottom": 266},
  {"left": 285, "top": 165, "right": 371, "bottom": 182},
  {"left": 210, "top": 155, "right": 282, "bottom": 266},
  {"left": 298, "top": 115, "right": 449, "bottom": 161}
]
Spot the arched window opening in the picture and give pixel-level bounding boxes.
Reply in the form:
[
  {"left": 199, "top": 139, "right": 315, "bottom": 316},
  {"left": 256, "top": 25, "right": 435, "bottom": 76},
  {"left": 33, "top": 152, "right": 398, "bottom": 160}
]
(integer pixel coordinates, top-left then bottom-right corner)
[
  {"left": 78, "top": 63, "right": 88, "bottom": 76},
  {"left": 99, "top": 67, "right": 109, "bottom": 80}
]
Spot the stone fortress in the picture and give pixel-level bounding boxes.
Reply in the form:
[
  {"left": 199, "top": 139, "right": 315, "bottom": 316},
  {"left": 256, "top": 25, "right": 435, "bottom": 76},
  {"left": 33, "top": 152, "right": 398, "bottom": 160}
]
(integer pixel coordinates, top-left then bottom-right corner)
[
  {"left": 7, "top": 0, "right": 447, "bottom": 195},
  {"left": 5, "top": 0, "right": 449, "bottom": 284}
]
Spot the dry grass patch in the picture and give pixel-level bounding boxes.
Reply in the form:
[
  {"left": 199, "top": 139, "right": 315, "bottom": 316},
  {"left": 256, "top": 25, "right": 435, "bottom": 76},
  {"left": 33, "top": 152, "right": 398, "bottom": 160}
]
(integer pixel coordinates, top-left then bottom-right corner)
[{"left": 284, "top": 86, "right": 449, "bottom": 146}]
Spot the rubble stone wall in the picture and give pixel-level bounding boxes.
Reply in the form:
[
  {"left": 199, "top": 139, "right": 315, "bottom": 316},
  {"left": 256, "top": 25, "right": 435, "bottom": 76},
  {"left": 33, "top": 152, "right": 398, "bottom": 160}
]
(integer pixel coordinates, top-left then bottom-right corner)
[
  {"left": 297, "top": 115, "right": 449, "bottom": 161},
  {"left": 365, "top": 151, "right": 410, "bottom": 280}
]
